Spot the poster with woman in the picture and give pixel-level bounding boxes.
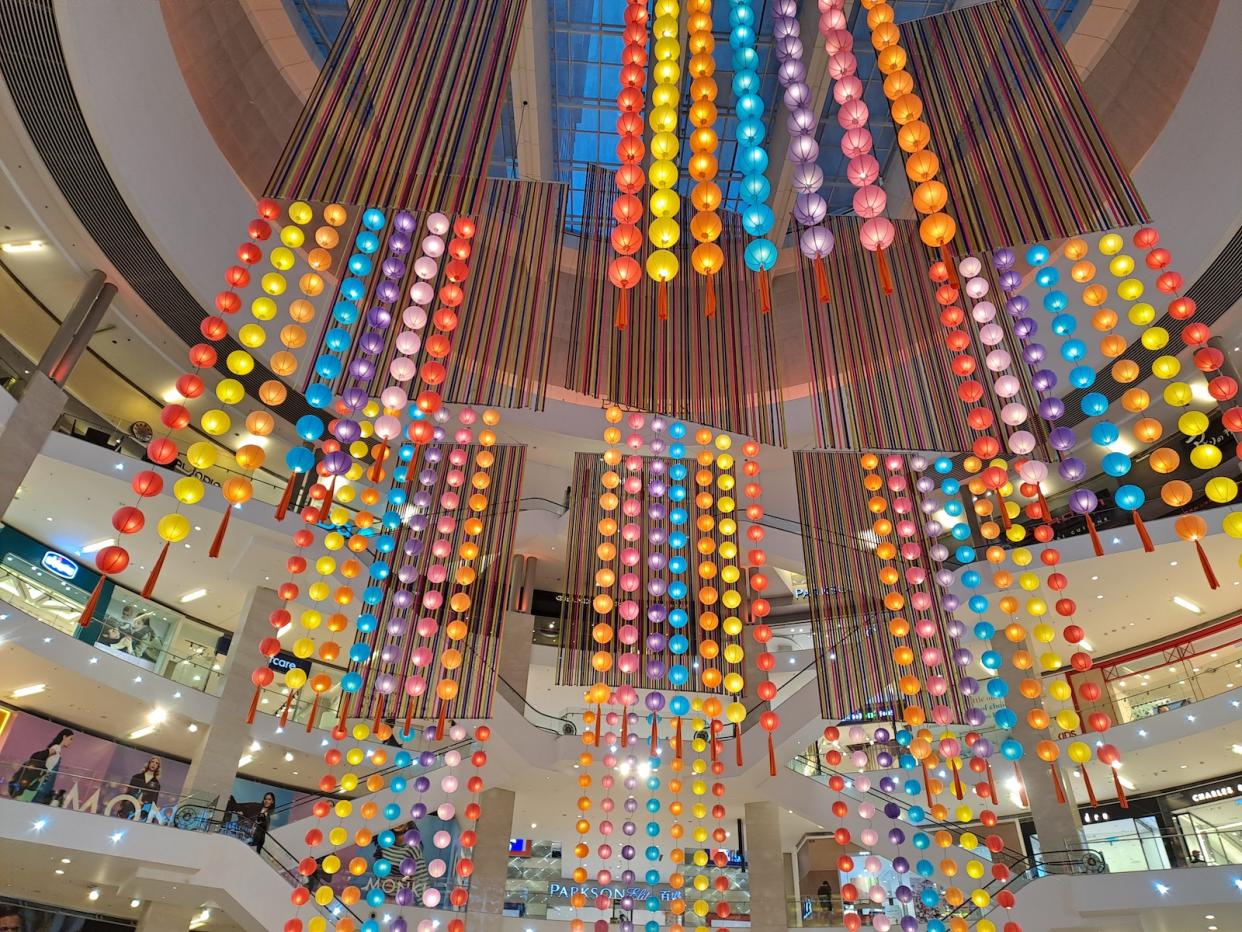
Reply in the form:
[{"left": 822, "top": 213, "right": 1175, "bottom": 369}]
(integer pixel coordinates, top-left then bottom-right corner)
[{"left": 0, "top": 709, "right": 186, "bottom": 818}]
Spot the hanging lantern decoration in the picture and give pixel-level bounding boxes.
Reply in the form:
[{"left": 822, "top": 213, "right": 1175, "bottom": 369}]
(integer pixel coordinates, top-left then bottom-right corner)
[
  {"left": 740, "top": 440, "right": 777, "bottom": 773},
  {"left": 775, "top": 0, "right": 833, "bottom": 303},
  {"left": 687, "top": 0, "right": 724, "bottom": 317},
  {"left": 732, "top": 0, "right": 776, "bottom": 312},
  {"left": 609, "top": 0, "right": 649, "bottom": 330},
  {"left": 861, "top": 0, "right": 959, "bottom": 282},
  {"left": 646, "top": 0, "right": 682, "bottom": 320}
]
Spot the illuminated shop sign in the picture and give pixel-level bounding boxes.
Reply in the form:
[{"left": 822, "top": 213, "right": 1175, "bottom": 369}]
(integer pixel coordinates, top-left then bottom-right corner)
[
  {"left": 1190, "top": 781, "right": 1242, "bottom": 804},
  {"left": 547, "top": 883, "right": 683, "bottom": 901},
  {"left": 41, "top": 550, "right": 79, "bottom": 580}
]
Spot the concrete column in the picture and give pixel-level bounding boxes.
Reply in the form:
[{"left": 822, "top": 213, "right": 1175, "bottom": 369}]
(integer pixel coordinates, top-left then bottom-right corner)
[
  {"left": 0, "top": 371, "right": 67, "bottom": 516},
  {"left": 466, "top": 786, "right": 516, "bottom": 932},
  {"left": 990, "top": 632, "right": 1085, "bottom": 858},
  {"left": 743, "top": 801, "right": 785, "bottom": 932},
  {"left": 136, "top": 901, "right": 199, "bottom": 931},
  {"left": 50, "top": 282, "right": 117, "bottom": 385},
  {"left": 182, "top": 587, "right": 280, "bottom": 805},
  {"left": 36, "top": 269, "right": 106, "bottom": 379},
  {"left": 497, "top": 611, "right": 535, "bottom": 701}
]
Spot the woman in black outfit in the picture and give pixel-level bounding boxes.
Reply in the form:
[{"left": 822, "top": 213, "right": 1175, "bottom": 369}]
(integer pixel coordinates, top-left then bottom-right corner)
[
  {"left": 119, "top": 756, "right": 162, "bottom": 819},
  {"left": 250, "top": 792, "right": 277, "bottom": 853}
]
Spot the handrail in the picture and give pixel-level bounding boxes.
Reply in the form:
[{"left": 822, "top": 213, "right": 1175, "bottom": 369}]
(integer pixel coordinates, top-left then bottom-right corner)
[
  {"left": 940, "top": 847, "right": 1106, "bottom": 923},
  {"left": 1, "top": 763, "right": 362, "bottom": 924},
  {"left": 784, "top": 752, "right": 1028, "bottom": 865}
]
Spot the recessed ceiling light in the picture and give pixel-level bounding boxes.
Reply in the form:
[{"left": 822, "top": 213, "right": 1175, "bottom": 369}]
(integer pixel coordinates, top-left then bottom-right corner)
[
  {"left": 128, "top": 726, "right": 156, "bottom": 740},
  {"left": 179, "top": 588, "right": 207, "bottom": 603},
  {"left": 54, "top": 869, "right": 64, "bottom": 875},
  {"left": 61, "top": 858, "right": 71, "bottom": 864},
  {"left": 284, "top": 752, "right": 294, "bottom": 762},
  {"left": 87, "top": 889, "right": 100, "bottom": 901},
  {"left": 1, "top": 239, "right": 46, "bottom": 253},
  {"left": 130, "top": 899, "right": 141, "bottom": 908},
  {"left": 238, "top": 754, "right": 253, "bottom": 767},
  {"left": 81, "top": 538, "right": 116, "bottom": 554},
  {"left": 10, "top": 683, "right": 46, "bottom": 698},
  {"left": 1172, "top": 596, "right": 1202, "bottom": 614}
]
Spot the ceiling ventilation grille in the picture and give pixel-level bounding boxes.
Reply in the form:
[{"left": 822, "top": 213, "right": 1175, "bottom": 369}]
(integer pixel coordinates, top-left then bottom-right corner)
[{"left": 0, "top": 0, "right": 310, "bottom": 422}]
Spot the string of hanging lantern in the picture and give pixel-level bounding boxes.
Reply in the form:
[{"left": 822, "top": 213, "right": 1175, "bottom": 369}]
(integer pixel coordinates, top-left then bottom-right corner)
[
  {"left": 646, "top": 0, "right": 683, "bottom": 320},
  {"left": 772, "top": 0, "right": 833, "bottom": 303},
  {"left": 687, "top": 0, "right": 725, "bottom": 316},
  {"left": 818, "top": 0, "right": 899, "bottom": 294},
  {"left": 609, "top": 0, "right": 649, "bottom": 330},
  {"left": 730, "top": 0, "right": 777, "bottom": 312}
]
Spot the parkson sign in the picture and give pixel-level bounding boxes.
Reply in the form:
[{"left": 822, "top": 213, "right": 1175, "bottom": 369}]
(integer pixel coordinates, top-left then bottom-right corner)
[{"left": 547, "top": 883, "right": 684, "bottom": 901}]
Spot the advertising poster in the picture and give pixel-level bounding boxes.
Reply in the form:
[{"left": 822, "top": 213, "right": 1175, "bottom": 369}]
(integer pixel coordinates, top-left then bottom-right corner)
[
  {"left": 326, "top": 812, "right": 462, "bottom": 902},
  {"left": 226, "top": 775, "right": 297, "bottom": 831},
  {"left": 0, "top": 709, "right": 187, "bottom": 819}
]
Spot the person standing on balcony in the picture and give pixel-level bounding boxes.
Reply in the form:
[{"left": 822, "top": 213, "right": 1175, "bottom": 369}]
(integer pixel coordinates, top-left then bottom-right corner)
[{"left": 816, "top": 880, "right": 833, "bottom": 917}]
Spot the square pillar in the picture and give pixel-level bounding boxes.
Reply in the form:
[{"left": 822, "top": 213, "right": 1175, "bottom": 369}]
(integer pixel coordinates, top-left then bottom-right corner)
[
  {"left": 466, "top": 786, "right": 516, "bottom": 931},
  {"left": 182, "top": 587, "right": 281, "bottom": 804},
  {"left": 743, "top": 800, "right": 786, "bottom": 932},
  {"left": 0, "top": 372, "right": 67, "bottom": 517}
]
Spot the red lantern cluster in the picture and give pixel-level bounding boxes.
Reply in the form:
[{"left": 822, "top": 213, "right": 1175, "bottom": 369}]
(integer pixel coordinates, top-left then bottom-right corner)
[{"left": 606, "top": 0, "right": 649, "bottom": 330}]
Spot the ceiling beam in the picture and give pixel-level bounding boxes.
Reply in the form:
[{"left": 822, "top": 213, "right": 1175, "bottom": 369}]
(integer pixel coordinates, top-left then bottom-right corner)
[{"left": 510, "top": 0, "right": 555, "bottom": 180}]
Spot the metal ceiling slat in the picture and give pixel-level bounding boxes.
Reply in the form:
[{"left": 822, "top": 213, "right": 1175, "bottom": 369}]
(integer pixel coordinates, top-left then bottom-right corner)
[{"left": 0, "top": 0, "right": 312, "bottom": 423}]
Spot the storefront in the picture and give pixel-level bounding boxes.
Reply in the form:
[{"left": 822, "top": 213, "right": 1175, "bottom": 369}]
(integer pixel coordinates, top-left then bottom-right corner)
[
  {"left": 1163, "top": 772, "right": 1242, "bottom": 867},
  {"left": 1020, "top": 796, "right": 1171, "bottom": 872}
]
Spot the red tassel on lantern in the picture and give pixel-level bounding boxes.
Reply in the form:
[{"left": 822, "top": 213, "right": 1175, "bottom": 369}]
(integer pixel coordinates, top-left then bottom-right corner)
[
  {"left": 621, "top": 710, "right": 629, "bottom": 749},
  {"left": 651, "top": 714, "right": 659, "bottom": 755},
  {"left": 734, "top": 723, "right": 743, "bottom": 766},
  {"left": 246, "top": 685, "right": 261, "bottom": 724},
  {"left": 141, "top": 542, "right": 170, "bottom": 598},
  {"left": 1036, "top": 484, "right": 1051, "bottom": 523},
  {"left": 594, "top": 704, "right": 602, "bottom": 747},
  {"left": 1084, "top": 513, "right": 1104, "bottom": 557},
  {"left": 209, "top": 506, "right": 232, "bottom": 559},
  {"left": 1133, "top": 512, "right": 1155, "bottom": 553},
  {"left": 1081, "top": 765, "right": 1098, "bottom": 807},
  {"left": 373, "top": 695, "right": 385, "bottom": 734},
  {"left": 709, "top": 725, "right": 718, "bottom": 763},
  {"left": 952, "top": 764, "right": 964, "bottom": 800},
  {"left": 77, "top": 577, "right": 106, "bottom": 627},
  {"left": 985, "top": 760, "right": 999, "bottom": 805},
  {"left": 367, "top": 443, "right": 388, "bottom": 484},
  {"left": 275, "top": 472, "right": 297, "bottom": 521},
  {"left": 921, "top": 760, "right": 934, "bottom": 807},
  {"left": 757, "top": 268, "right": 772, "bottom": 314},
  {"left": 1194, "top": 539, "right": 1221, "bottom": 589},
  {"left": 615, "top": 289, "right": 630, "bottom": 331},
  {"left": 875, "top": 247, "right": 894, "bottom": 295},
  {"left": 657, "top": 280, "right": 669, "bottom": 321},
  {"left": 404, "top": 698, "right": 416, "bottom": 735},
  {"left": 435, "top": 698, "right": 448, "bottom": 740},
  {"left": 675, "top": 717, "right": 683, "bottom": 760},
  {"left": 1050, "top": 763, "right": 1067, "bottom": 804},
  {"left": 1112, "top": 767, "right": 1129, "bottom": 808},
  {"left": 280, "top": 692, "right": 293, "bottom": 728},
  {"left": 940, "top": 244, "right": 959, "bottom": 288},
  {"left": 306, "top": 693, "right": 320, "bottom": 733},
  {"left": 338, "top": 697, "right": 350, "bottom": 731},
  {"left": 704, "top": 274, "right": 717, "bottom": 318},
  {"left": 767, "top": 732, "right": 776, "bottom": 777},
  {"left": 813, "top": 256, "right": 830, "bottom": 304},
  {"left": 995, "top": 488, "right": 1012, "bottom": 530}
]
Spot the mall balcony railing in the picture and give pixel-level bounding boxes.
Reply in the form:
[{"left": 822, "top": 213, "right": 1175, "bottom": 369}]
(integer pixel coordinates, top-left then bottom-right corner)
[
  {"left": 0, "top": 756, "right": 363, "bottom": 926},
  {"left": 1063, "top": 612, "right": 1242, "bottom": 735},
  {"left": 942, "top": 825, "right": 1242, "bottom": 926},
  {"left": 783, "top": 752, "right": 1028, "bottom": 867}
]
